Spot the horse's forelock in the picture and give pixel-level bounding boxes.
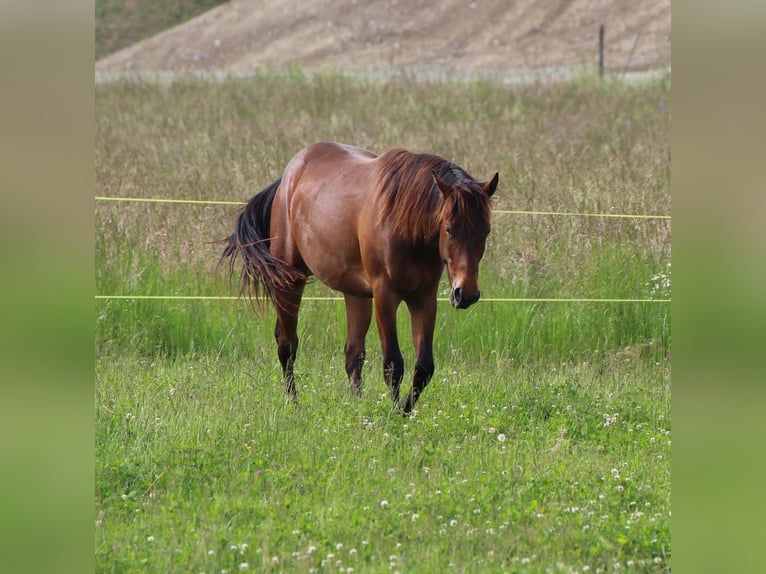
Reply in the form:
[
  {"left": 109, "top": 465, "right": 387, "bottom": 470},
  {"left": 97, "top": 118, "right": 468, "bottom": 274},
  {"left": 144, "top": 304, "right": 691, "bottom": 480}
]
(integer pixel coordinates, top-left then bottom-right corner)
[
  {"left": 437, "top": 180, "right": 493, "bottom": 234},
  {"left": 375, "top": 150, "right": 491, "bottom": 242}
]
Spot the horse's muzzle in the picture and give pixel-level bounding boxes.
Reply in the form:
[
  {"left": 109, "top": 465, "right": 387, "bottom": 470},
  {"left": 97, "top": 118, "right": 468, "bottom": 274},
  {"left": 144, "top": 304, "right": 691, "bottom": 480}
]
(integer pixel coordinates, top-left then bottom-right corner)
[{"left": 450, "top": 286, "right": 480, "bottom": 309}]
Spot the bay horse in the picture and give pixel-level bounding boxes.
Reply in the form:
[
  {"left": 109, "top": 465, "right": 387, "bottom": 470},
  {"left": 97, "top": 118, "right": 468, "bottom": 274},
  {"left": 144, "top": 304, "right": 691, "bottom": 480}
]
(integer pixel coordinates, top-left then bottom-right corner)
[{"left": 221, "top": 142, "right": 498, "bottom": 413}]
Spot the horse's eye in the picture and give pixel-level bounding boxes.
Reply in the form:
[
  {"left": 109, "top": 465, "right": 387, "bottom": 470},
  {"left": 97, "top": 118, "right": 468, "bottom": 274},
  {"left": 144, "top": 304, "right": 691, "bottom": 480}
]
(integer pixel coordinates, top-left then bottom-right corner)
[{"left": 445, "top": 226, "right": 453, "bottom": 238}]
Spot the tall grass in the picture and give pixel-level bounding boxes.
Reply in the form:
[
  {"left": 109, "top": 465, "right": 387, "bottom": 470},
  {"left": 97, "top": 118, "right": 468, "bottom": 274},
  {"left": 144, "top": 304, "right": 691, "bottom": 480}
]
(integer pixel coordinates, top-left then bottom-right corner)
[
  {"left": 96, "top": 71, "right": 670, "bottom": 364},
  {"left": 95, "top": 71, "right": 671, "bottom": 572}
]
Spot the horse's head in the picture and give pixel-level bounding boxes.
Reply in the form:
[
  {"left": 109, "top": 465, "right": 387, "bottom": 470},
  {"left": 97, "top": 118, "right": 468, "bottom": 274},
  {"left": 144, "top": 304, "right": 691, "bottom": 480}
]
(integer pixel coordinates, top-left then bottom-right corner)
[{"left": 434, "top": 171, "right": 498, "bottom": 309}]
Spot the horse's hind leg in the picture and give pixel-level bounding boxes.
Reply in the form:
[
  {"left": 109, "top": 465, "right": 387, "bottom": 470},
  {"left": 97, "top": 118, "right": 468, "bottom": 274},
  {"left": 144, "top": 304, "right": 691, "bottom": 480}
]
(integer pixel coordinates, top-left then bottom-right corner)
[
  {"left": 274, "top": 283, "right": 306, "bottom": 400},
  {"left": 343, "top": 294, "right": 373, "bottom": 397}
]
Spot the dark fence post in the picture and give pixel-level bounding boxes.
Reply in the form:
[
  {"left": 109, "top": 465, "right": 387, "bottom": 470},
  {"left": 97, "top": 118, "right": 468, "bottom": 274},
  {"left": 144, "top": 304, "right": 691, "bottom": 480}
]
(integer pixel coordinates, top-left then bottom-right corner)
[{"left": 599, "top": 24, "right": 605, "bottom": 78}]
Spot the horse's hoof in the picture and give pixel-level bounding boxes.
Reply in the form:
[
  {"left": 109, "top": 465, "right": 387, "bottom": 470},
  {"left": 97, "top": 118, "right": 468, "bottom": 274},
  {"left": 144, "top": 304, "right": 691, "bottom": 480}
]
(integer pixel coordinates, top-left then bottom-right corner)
[{"left": 396, "top": 401, "right": 413, "bottom": 416}]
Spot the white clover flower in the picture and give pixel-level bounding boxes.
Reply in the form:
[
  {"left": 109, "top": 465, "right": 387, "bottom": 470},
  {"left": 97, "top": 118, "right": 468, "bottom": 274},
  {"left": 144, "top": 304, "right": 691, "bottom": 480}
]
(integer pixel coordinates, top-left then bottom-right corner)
[
  {"left": 238, "top": 563, "right": 249, "bottom": 570},
  {"left": 380, "top": 500, "right": 389, "bottom": 508},
  {"left": 411, "top": 513, "right": 419, "bottom": 521},
  {"left": 146, "top": 535, "right": 155, "bottom": 542},
  {"left": 497, "top": 433, "right": 506, "bottom": 442}
]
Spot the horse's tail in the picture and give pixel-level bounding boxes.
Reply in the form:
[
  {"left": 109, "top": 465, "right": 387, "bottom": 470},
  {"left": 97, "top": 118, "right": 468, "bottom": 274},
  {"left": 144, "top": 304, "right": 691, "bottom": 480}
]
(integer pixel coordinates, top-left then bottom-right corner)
[{"left": 219, "top": 178, "right": 306, "bottom": 309}]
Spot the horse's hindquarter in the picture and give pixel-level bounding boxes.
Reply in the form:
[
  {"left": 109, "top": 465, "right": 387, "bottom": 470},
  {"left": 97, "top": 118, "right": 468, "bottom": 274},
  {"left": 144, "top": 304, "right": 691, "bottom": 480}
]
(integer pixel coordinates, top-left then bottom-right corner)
[{"left": 281, "top": 143, "right": 377, "bottom": 297}]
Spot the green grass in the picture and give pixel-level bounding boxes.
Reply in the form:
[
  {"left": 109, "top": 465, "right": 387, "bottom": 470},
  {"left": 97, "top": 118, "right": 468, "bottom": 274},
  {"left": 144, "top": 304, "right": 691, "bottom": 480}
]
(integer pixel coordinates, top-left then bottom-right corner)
[
  {"left": 97, "top": 354, "right": 669, "bottom": 573},
  {"left": 96, "top": 0, "right": 229, "bottom": 59},
  {"left": 95, "top": 71, "right": 671, "bottom": 572}
]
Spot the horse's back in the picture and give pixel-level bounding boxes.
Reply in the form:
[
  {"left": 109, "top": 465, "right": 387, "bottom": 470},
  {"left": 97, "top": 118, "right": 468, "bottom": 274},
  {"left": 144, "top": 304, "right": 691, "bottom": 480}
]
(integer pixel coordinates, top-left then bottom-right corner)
[
  {"left": 301, "top": 141, "right": 377, "bottom": 164},
  {"left": 282, "top": 142, "right": 377, "bottom": 216}
]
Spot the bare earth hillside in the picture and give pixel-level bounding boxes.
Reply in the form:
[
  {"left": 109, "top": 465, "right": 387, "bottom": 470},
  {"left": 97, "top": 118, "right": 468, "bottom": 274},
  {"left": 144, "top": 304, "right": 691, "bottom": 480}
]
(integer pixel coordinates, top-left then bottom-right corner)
[{"left": 96, "top": 0, "right": 670, "bottom": 79}]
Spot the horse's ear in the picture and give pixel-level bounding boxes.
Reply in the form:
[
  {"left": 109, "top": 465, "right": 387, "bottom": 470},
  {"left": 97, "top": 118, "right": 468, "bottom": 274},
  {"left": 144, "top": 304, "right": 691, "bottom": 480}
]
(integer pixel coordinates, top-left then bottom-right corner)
[
  {"left": 432, "top": 171, "right": 453, "bottom": 197},
  {"left": 481, "top": 172, "right": 499, "bottom": 197}
]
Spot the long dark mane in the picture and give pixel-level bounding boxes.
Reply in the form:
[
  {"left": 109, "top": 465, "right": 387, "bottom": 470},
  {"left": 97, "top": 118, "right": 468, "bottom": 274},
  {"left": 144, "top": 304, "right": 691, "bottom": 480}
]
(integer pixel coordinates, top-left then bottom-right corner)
[{"left": 373, "top": 148, "right": 492, "bottom": 243}]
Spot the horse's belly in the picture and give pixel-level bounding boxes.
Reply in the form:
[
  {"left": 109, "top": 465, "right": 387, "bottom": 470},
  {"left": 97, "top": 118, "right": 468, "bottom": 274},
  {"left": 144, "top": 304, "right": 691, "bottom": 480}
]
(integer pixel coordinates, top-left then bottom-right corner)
[
  {"left": 291, "top": 200, "right": 373, "bottom": 298},
  {"left": 302, "top": 246, "right": 373, "bottom": 298}
]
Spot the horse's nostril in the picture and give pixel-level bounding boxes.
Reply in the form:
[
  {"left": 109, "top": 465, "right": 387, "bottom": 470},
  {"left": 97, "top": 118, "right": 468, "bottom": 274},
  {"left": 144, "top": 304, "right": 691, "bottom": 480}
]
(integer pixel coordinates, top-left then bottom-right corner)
[{"left": 453, "top": 287, "right": 462, "bottom": 303}]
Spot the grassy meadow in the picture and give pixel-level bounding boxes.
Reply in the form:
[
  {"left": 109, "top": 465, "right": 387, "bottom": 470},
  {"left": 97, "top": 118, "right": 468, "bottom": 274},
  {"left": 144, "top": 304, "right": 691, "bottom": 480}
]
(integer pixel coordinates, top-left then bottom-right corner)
[{"left": 95, "top": 71, "right": 671, "bottom": 572}]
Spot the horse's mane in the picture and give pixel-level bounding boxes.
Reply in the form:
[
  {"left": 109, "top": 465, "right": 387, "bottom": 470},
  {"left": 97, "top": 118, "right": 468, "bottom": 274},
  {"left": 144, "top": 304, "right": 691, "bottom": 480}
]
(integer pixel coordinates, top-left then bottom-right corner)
[{"left": 373, "top": 148, "right": 491, "bottom": 243}]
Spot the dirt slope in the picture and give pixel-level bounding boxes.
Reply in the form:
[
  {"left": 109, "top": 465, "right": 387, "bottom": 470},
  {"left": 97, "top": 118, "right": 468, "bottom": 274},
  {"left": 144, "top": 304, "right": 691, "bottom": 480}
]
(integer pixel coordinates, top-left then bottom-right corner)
[{"left": 95, "top": 0, "right": 670, "bottom": 77}]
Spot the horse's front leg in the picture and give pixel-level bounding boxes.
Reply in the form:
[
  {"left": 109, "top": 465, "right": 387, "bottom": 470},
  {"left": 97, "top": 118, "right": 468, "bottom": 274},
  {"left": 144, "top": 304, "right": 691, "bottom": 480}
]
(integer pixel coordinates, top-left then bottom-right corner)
[
  {"left": 343, "top": 294, "right": 373, "bottom": 397},
  {"left": 400, "top": 296, "right": 437, "bottom": 414},
  {"left": 373, "top": 287, "right": 404, "bottom": 404}
]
